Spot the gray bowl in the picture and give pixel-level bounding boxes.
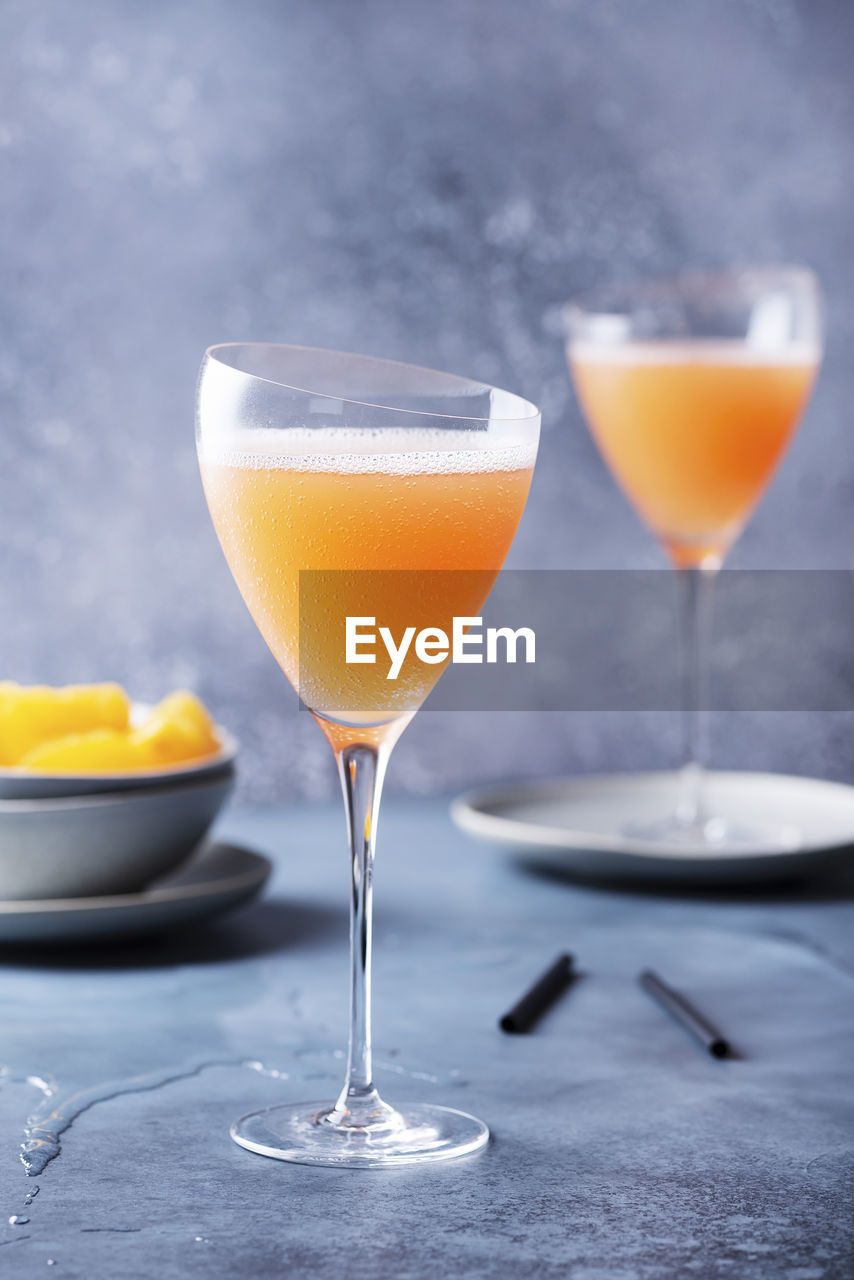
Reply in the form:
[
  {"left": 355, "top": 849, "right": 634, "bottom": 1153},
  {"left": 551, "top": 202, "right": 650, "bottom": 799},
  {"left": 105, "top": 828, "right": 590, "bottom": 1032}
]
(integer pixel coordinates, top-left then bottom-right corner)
[
  {"left": 0, "top": 769, "right": 235, "bottom": 900},
  {"left": 0, "top": 726, "right": 239, "bottom": 799}
]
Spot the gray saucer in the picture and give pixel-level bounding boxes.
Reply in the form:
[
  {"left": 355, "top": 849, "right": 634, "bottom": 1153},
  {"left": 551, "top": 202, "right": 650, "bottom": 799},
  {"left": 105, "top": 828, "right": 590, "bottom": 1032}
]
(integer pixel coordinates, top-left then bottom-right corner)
[{"left": 0, "top": 841, "right": 271, "bottom": 942}]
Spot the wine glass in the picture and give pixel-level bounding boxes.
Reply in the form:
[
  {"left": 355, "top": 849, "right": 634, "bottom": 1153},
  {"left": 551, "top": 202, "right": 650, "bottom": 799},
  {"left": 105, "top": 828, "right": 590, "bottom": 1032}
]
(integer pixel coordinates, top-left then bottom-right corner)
[
  {"left": 564, "top": 268, "right": 822, "bottom": 848},
  {"left": 196, "top": 344, "right": 540, "bottom": 1165}
]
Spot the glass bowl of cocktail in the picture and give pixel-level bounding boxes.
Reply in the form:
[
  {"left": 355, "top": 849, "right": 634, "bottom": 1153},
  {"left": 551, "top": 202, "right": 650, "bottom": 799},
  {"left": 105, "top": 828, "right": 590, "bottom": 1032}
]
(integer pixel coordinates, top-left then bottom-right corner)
[
  {"left": 564, "top": 267, "right": 822, "bottom": 849},
  {"left": 196, "top": 344, "right": 540, "bottom": 1166}
]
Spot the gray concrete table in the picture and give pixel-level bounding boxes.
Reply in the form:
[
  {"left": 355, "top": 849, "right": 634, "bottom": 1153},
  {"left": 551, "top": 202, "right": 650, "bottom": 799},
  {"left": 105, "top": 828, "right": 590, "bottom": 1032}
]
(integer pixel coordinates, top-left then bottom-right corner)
[{"left": 0, "top": 798, "right": 852, "bottom": 1279}]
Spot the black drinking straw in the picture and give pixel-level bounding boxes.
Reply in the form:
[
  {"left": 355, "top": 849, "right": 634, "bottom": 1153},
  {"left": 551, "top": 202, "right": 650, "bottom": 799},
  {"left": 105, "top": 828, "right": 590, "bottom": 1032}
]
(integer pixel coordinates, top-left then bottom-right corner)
[
  {"left": 499, "top": 953, "right": 574, "bottom": 1033},
  {"left": 638, "top": 969, "right": 731, "bottom": 1058}
]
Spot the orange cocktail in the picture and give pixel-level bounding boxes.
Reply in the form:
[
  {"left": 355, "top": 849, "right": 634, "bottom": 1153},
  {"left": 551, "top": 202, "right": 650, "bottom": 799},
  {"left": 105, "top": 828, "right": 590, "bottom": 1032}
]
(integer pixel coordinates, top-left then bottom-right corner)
[
  {"left": 197, "top": 344, "right": 540, "bottom": 1167},
  {"left": 565, "top": 268, "right": 823, "bottom": 848},
  {"left": 200, "top": 430, "right": 534, "bottom": 725},
  {"left": 570, "top": 342, "right": 818, "bottom": 567}
]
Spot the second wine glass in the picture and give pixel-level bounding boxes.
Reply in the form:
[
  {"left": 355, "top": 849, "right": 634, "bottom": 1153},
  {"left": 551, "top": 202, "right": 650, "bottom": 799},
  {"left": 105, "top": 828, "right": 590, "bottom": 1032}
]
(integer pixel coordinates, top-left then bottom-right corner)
[{"left": 565, "top": 268, "right": 822, "bottom": 848}]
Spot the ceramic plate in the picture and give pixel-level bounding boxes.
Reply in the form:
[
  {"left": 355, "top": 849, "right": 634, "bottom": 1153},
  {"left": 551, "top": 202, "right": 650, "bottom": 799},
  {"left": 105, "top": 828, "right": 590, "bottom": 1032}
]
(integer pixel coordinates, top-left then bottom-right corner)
[
  {"left": 0, "top": 771, "right": 235, "bottom": 900},
  {"left": 0, "top": 841, "right": 271, "bottom": 943},
  {"left": 451, "top": 771, "right": 854, "bottom": 884}
]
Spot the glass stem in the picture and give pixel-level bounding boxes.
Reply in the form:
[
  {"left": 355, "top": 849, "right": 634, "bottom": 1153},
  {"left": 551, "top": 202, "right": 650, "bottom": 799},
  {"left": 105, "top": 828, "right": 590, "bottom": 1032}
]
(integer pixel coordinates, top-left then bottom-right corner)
[
  {"left": 675, "top": 564, "right": 718, "bottom": 828},
  {"left": 330, "top": 739, "right": 394, "bottom": 1127}
]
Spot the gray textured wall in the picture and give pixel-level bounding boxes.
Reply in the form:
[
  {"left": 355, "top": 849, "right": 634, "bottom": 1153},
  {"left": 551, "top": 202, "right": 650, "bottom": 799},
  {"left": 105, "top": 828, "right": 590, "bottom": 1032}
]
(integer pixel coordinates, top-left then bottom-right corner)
[{"left": 2, "top": 0, "right": 853, "bottom": 802}]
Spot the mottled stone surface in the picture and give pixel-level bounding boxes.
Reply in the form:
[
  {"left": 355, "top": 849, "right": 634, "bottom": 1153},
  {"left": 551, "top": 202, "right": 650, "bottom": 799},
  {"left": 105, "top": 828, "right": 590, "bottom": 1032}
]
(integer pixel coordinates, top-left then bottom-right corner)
[
  {"left": 2, "top": 1, "right": 854, "bottom": 801},
  {"left": 0, "top": 799, "right": 851, "bottom": 1277}
]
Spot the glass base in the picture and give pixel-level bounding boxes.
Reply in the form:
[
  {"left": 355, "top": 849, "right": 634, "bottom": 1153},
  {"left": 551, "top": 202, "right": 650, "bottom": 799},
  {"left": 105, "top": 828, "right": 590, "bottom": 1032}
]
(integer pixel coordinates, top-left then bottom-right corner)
[
  {"left": 622, "top": 813, "right": 801, "bottom": 853},
  {"left": 230, "top": 1100, "right": 490, "bottom": 1168}
]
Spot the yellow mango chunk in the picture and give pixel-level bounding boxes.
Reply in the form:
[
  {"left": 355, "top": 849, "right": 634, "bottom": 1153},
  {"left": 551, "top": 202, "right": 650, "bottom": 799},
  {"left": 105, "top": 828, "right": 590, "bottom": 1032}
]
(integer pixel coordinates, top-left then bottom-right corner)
[
  {"left": 130, "top": 691, "right": 221, "bottom": 767},
  {"left": 20, "top": 729, "right": 148, "bottom": 773},
  {"left": 0, "top": 682, "right": 130, "bottom": 766},
  {"left": 4, "top": 683, "right": 222, "bottom": 773}
]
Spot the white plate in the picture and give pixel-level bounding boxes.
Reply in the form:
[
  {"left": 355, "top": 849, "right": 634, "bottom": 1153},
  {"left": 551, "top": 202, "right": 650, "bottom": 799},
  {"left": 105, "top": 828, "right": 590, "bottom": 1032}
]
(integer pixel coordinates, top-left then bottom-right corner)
[
  {"left": 0, "top": 841, "right": 271, "bottom": 943},
  {"left": 451, "top": 771, "right": 854, "bottom": 884}
]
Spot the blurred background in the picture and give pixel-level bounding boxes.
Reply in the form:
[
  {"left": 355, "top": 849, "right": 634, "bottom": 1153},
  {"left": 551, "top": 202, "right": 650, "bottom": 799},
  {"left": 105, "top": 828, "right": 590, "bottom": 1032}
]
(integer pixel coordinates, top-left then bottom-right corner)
[{"left": 1, "top": 0, "right": 853, "bottom": 802}]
